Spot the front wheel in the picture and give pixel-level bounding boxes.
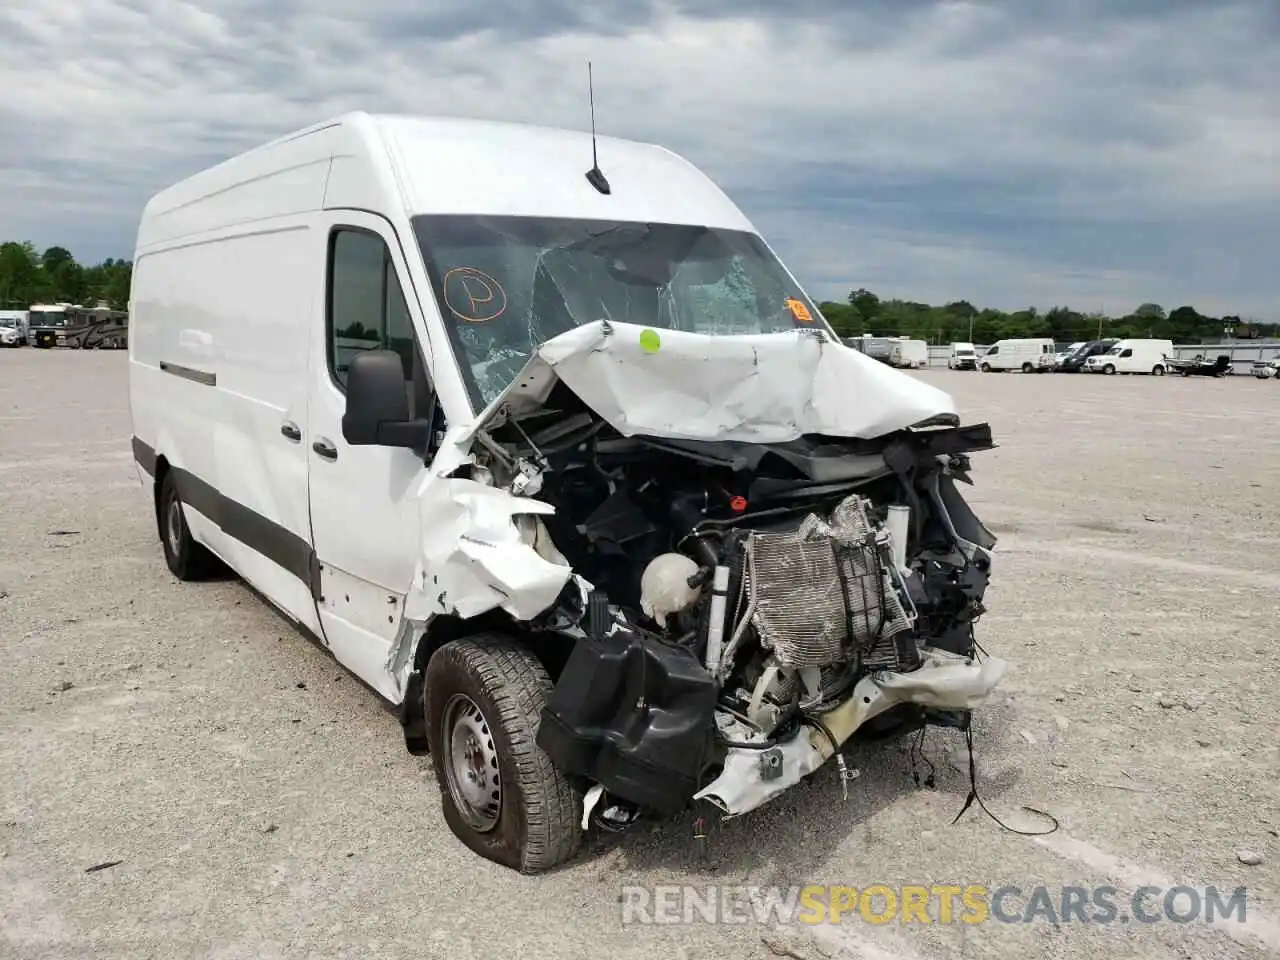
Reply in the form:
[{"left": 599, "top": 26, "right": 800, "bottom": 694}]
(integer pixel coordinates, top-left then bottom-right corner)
[
  {"left": 424, "top": 635, "right": 583, "bottom": 874},
  {"left": 980, "top": 363, "right": 991, "bottom": 372},
  {"left": 1103, "top": 364, "right": 1116, "bottom": 375}
]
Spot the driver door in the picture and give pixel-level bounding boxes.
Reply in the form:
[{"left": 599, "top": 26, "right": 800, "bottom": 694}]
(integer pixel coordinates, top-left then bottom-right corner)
[{"left": 305, "top": 212, "right": 441, "bottom": 701}]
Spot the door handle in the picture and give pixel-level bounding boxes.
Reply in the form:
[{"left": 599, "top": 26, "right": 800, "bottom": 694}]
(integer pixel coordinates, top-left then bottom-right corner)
[
  {"left": 280, "top": 421, "right": 302, "bottom": 443},
  {"left": 312, "top": 438, "right": 338, "bottom": 461}
]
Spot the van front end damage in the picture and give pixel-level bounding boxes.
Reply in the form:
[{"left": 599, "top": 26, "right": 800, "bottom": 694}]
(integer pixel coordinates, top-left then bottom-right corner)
[{"left": 404, "top": 320, "right": 1005, "bottom": 848}]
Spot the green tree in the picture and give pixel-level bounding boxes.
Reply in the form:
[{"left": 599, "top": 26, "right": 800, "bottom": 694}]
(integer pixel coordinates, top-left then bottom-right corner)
[{"left": 848, "top": 288, "right": 880, "bottom": 321}]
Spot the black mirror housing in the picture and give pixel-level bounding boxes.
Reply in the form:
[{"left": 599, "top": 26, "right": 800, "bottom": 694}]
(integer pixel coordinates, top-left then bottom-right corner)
[{"left": 342, "top": 350, "right": 432, "bottom": 453}]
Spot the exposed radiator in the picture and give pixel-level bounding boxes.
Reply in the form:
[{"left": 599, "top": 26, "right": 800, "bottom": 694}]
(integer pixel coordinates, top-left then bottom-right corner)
[{"left": 743, "top": 494, "right": 912, "bottom": 670}]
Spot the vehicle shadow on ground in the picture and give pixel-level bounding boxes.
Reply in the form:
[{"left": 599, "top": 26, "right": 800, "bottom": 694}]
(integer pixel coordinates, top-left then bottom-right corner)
[{"left": 583, "top": 696, "right": 1027, "bottom": 882}]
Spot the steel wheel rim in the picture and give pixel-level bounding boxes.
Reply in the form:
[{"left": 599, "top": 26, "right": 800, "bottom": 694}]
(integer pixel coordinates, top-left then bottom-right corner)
[
  {"left": 441, "top": 692, "right": 501, "bottom": 832},
  {"left": 166, "top": 498, "right": 183, "bottom": 555}
]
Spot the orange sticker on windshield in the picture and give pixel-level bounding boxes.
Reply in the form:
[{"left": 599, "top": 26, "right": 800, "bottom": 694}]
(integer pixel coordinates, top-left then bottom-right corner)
[
  {"left": 785, "top": 298, "right": 813, "bottom": 323},
  {"left": 443, "top": 267, "right": 508, "bottom": 323}
]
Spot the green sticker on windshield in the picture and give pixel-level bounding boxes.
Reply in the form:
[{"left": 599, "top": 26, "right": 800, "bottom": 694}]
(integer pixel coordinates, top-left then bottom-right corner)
[{"left": 639, "top": 328, "right": 661, "bottom": 353}]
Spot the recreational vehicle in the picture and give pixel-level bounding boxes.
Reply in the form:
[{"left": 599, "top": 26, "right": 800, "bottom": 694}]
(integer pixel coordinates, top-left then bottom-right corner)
[
  {"left": 27, "top": 303, "right": 72, "bottom": 348},
  {"left": 128, "top": 112, "right": 1005, "bottom": 873}
]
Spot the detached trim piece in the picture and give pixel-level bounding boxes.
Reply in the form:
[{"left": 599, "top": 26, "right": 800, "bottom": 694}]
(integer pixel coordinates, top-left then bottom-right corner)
[
  {"left": 131, "top": 435, "right": 321, "bottom": 600},
  {"left": 159, "top": 361, "right": 216, "bottom": 386},
  {"left": 132, "top": 436, "right": 157, "bottom": 476}
]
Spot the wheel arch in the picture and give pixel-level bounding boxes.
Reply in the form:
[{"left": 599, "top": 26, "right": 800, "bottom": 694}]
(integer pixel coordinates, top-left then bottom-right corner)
[
  {"left": 399, "top": 610, "right": 577, "bottom": 755},
  {"left": 152, "top": 454, "right": 172, "bottom": 532}
]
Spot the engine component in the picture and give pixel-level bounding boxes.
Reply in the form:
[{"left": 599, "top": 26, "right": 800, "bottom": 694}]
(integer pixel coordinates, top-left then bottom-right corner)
[
  {"left": 885, "top": 504, "right": 910, "bottom": 574},
  {"left": 742, "top": 493, "right": 911, "bottom": 670},
  {"left": 703, "top": 564, "right": 731, "bottom": 674},
  {"left": 639, "top": 552, "right": 701, "bottom": 623},
  {"left": 535, "top": 624, "right": 718, "bottom": 814}
]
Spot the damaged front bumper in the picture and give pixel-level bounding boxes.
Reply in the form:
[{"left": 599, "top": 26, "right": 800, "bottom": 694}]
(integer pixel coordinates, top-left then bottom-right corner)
[{"left": 694, "top": 647, "right": 1008, "bottom": 818}]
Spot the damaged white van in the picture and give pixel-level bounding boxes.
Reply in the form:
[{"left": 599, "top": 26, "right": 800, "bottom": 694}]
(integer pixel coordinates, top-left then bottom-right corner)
[{"left": 128, "top": 112, "right": 1005, "bottom": 873}]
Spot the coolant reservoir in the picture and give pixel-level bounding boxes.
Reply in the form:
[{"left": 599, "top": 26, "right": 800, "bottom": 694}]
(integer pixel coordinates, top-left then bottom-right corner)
[{"left": 639, "top": 553, "right": 702, "bottom": 623}]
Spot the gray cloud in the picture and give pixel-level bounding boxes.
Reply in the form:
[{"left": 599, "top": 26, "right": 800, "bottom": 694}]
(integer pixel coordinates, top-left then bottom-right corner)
[{"left": 0, "top": 0, "right": 1275, "bottom": 317}]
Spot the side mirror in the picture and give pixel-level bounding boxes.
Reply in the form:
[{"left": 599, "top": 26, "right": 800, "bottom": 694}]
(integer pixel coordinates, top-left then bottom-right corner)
[{"left": 341, "top": 350, "right": 432, "bottom": 453}]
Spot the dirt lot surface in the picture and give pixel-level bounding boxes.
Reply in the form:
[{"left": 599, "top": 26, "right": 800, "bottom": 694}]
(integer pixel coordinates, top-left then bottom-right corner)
[{"left": 2, "top": 348, "right": 1278, "bottom": 960}]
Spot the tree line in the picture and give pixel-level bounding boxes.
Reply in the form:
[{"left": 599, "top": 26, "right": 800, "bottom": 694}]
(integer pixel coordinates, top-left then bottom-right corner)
[
  {"left": 819, "top": 289, "right": 1276, "bottom": 345},
  {"left": 2, "top": 240, "right": 1273, "bottom": 346},
  {"left": 0, "top": 242, "right": 132, "bottom": 312}
]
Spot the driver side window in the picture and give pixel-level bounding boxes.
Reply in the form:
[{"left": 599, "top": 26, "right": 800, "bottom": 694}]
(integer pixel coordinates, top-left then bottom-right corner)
[
  {"left": 328, "top": 228, "right": 415, "bottom": 389},
  {"left": 1120, "top": 348, "right": 1133, "bottom": 358},
  {"left": 327, "top": 227, "right": 441, "bottom": 434}
]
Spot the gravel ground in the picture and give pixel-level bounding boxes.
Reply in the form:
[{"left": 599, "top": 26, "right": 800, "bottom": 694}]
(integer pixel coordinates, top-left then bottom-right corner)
[{"left": 2, "top": 349, "right": 1278, "bottom": 960}]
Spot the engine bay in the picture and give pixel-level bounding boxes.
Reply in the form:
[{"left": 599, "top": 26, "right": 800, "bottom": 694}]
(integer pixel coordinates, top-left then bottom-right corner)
[{"left": 461, "top": 378, "right": 1004, "bottom": 827}]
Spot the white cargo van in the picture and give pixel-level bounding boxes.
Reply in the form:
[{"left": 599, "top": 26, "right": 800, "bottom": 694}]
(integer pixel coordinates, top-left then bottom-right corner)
[
  {"left": 978, "top": 337, "right": 1055, "bottom": 373},
  {"left": 128, "top": 112, "right": 1008, "bottom": 873},
  {"left": 888, "top": 338, "right": 928, "bottom": 369},
  {"left": 1082, "top": 339, "right": 1175, "bottom": 375},
  {"left": 947, "top": 342, "right": 978, "bottom": 370}
]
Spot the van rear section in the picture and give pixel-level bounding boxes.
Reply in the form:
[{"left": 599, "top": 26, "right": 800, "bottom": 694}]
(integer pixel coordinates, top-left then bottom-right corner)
[{"left": 129, "top": 111, "right": 1010, "bottom": 875}]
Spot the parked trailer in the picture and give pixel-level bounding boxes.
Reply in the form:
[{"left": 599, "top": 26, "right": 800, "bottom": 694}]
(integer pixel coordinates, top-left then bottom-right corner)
[{"left": 888, "top": 338, "right": 928, "bottom": 369}]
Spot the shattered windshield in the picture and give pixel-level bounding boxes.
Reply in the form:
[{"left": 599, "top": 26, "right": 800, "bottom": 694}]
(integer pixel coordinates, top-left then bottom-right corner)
[{"left": 411, "top": 215, "right": 827, "bottom": 410}]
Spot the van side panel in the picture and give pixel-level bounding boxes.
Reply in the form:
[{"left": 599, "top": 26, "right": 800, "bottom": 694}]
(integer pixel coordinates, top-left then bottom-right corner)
[
  {"left": 130, "top": 251, "right": 228, "bottom": 556},
  {"left": 132, "top": 224, "right": 322, "bottom": 632},
  {"left": 131, "top": 146, "right": 335, "bottom": 634}
]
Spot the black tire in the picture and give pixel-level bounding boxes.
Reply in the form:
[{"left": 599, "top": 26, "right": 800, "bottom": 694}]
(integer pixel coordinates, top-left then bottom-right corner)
[
  {"left": 424, "top": 635, "right": 582, "bottom": 874},
  {"left": 1021, "top": 362, "right": 1032, "bottom": 373},
  {"left": 1152, "top": 364, "right": 1165, "bottom": 376},
  {"left": 1103, "top": 363, "right": 1116, "bottom": 375},
  {"left": 980, "top": 362, "right": 991, "bottom": 372},
  {"left": 158, "top": 471, "right": 220, "bottom": 580}
]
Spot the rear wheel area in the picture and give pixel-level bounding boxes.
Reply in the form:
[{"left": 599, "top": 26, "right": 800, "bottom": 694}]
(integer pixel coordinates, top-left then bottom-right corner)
[
  {"left": 424, "top": 634, "right": 583, "bottom": 874},
  {"left": 157, "top": 470, "right": 220, "bottom": 580},
  {"left": 1021, "top": 362, "right": 1033, "bottom": 373},
  {"left": 1152, "top": 364, "right": 1165, "bottom": 376}
]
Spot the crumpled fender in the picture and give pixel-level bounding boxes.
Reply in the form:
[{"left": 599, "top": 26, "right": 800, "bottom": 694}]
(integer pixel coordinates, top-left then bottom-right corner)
[{"left": 403, "top": 477, "right": 574, "bottom": 623}]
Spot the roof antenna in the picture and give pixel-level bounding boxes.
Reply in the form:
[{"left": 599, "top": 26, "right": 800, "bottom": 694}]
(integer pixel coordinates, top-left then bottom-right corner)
[{"left": 584, "top": 61, "right": 611, "bottom": 195}]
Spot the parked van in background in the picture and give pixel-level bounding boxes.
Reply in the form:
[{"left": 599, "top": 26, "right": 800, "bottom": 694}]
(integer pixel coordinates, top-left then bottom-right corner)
[
  {"left": 126, "top": 112, "right": 1003, "bottom": 876},
  {"left": 948, "top": 342, "right": 978, "bottom": 370},
  {"left": 1083, "top": 339, "right": 1175, "bottom": 375},
  {"left": 889, "top": 338, "right": 928, "bottom": 369},
  {"left": 979, "top": 337, "right": 1055, "bottom": 373},
  {"left": 1053, "top": 342, "right": 1084, "bottom": 369},
  {"left": 0, "top": 311, "right": 27, "bottom": 347},
  {"left": 1057, "top": 338, "right": 1118, "bottom": 373}
]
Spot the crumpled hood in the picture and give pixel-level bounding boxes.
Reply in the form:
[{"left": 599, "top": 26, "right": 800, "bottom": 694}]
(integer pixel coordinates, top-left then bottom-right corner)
[{"left": 460, "top": 320, "right": 957, "bottom": 445}]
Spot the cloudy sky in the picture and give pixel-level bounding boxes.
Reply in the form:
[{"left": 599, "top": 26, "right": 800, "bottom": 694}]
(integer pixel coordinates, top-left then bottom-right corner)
[{"left": 1, "top": 0, "right": 1276, "bottom": 316}]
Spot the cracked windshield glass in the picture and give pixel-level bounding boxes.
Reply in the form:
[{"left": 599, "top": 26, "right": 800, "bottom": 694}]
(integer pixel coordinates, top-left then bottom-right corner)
[{"left": 412, "top": 215, "right": 824, "bottom": 409}]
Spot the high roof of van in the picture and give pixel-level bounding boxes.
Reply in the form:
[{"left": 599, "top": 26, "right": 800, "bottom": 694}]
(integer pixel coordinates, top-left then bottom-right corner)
[{"left": 137, "top": 112, "right": 755, "bottom": 250}]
